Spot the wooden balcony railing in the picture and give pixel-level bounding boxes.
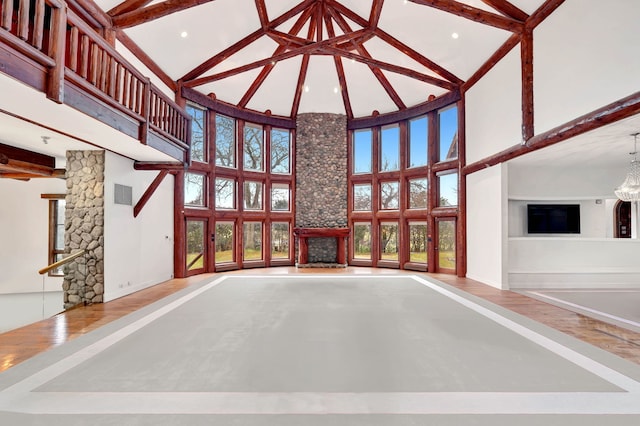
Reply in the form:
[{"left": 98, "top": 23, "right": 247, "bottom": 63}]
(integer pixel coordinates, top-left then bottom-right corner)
[{"left": 0, "top": 0, "right": 190, "bottom": 162}]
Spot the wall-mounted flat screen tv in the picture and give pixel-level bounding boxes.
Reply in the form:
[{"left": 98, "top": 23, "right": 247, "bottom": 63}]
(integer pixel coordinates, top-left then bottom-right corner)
[{"left": 527, "top": 204, "right": 580, "bottom": 234}]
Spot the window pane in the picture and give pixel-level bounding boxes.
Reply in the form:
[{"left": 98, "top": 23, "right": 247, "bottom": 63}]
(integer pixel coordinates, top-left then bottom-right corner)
[
  {"left": 271, "top": 222, "right": 289, "bottom": 259},
  {"left": 438, "top": 220, "right": 456, "bottom": 269},
  {"left": 353, "top": 223, "right": 371, "bottom": 260},
  {"left": 187, "top": 104, "right": 206, "bottom": 163},
  {"left": 184, "top": 173, "right": 206, "bottom": 207},
  {"left": 55, "top": 200, "right": 65, "bottom": 250},
  {"left": 439, "top": 105, "right": 458, "bottom": 162},
  {"left": 380, "top": 181, "right": 399, "bottom": 209},
  {"left": 353, "top": 183, "right": 371, "bottom": 211},
  {"left": 409, "top": 178, "right": 428, "bottom": 209},
  {"left": 215, "top": 221, "right": 234, "bottom": 264},
  {"left": 271, "top": 128, "right": 290, "bottom": 174},
  {"left": 353, "top": 129, "right": 372, "bottom": 174},
  {"left": 244, "top": 123, "right": 264, "bottom": 171},
  {"left": 271, "top": 183, "right": 290, "bottom": 211},
  {"left": 215, "top": 177, "right": 235, "bottom": 209},
  {"left": 409, "top": 222, "right": 427, "bottom": 263},
  {"left": 380, "top": 125, "right": 400, "bottom": 171},
  {"left": 215, "top": 114, "right": 235, "bottom": 168},
  {"left": 380, "top": 222, "right": 398, "bottom": 261},
  {"left": 243, "top": 222, "right": 263, "bottom": 261},
  {"left": 438, "top": 173, "right": 458, "bottom": 207},
  {"left": 243, "top": 181, "right": 263, "bottom": 210},
  {"left": 186, "top": 220, "right": 205, "bottom": 271},
  {"left": 409, "top": 116, "right": 428, "bottom": 168}
]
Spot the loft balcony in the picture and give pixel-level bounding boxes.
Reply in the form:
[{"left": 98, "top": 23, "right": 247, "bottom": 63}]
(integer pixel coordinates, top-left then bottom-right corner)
[{"left": 0, "top": 0, "right": 191, "bottom": 163}]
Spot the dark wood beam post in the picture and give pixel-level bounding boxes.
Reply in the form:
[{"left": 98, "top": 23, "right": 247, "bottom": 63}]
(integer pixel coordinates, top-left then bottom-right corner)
[
  {"left": 456, "top": 97, "right": 467, "bottom": 277},
  {"left": 174, "top": 170, "right": 186, "bottom": 278},
  {"left": 521, "top": 27, "right": 534, "bottom": 142},
  {"left": 47, "top": 4, "right": 67, "bottom": 103},
  {"left": 134, "top": 169, "right": 169, "bottom": 217},
  {"left": 463, "top": 91, "right": 640, "bottom": 175}
]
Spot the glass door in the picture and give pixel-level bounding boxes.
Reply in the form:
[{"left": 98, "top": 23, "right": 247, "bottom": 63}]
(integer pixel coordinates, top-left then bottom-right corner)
[
  {"left": 185, "top": 218, "right": 208, "bottom": 276},
  {"left": 435, "top": 218, "right": 456, "bottom": 273}
]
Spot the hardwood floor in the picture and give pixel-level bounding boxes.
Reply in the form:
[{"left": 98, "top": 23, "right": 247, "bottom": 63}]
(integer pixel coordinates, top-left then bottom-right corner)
[{"left": 1, "top": 268, "right": 638, "bottom": 374}]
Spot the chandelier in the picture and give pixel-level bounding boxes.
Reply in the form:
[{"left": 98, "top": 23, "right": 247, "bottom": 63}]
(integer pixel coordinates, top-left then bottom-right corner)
[{"left": 615, "top": 133, "right": 640, "bottom": 202}]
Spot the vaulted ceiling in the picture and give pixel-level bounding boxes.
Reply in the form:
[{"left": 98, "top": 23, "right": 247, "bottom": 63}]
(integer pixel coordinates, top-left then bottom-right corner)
[{"left": 95, "top": 0, "right": 549, "bottom": 119}]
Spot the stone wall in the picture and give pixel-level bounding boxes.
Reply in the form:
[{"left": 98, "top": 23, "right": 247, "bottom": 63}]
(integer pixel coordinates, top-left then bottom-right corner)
[
  {"left": 63, "top": 150, "right": 105, "bottom": 309},
  {"left": 295, "top": 113, "right": 348, "bottom": 263}
]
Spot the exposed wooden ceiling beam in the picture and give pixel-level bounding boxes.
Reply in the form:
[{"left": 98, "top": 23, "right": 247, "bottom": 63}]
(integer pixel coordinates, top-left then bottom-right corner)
[
  {"left": 327, "top": 0, "right": 369, "bottom": 28},
  {"left": 239, "top": 7, "right": 315, "bottom": 108},
  {"left": 112, "top": 0, "right": 218, "bottom": 29},
  {"left": 181, "top": 29, "right": 265, "bottom": 83},
  {"left": 181, "top": 0, "right": 316, "bottom": 82},
  {"left": 290, "top": 15, "right": 318, "bottom": 118},
  {"left": 116, "top": 29, "right": 176, "bottom": 91},
  {"left": 408, "top": 0, "right": 524, "bottom": 33},
  {"left": 108, "top": 0, "right": 153, "bottom": 17},
  {"left": 324, "top": 12, "right": 353, "bottom": 119},
  {"left": 0, "top": 142, "right": 55, "bottom": 168},
  {"left": 133, "top": 161, "right": 184, "bottom": 170},
  {"left": 321, "top": 46, "right": 457, "bottom": 90},
  {"left": 481, "top": 0, "right": 528, "bottom": 21},
  {"left": 185, "top": 29, "right": 371, "bottom": 88},
  {"left": 328, "top": 5, "right": 405, "bottom": 110},
  {"left": 526, "top": 0, "right": 565, "bottom": 30},
  {"left": 369, "top": 0, "right": 384, "bottom": 27},
  {"left": 462, "top": 32, "right": 519, "bottom": 92},
  {"left": 254, "top": 0, "right": 269, "bottom": 30},
  {"left": 0, "top": 159, "right": 63, "bottom": 177},
  {"left": 0, "top": 170, "right": 66, "bottom": 179},
  {"left": 463, "top": 90, "right": 640, "bottom": 175},
  {"left": 373, "top": 28, "right": 462, "bottom": 84}
]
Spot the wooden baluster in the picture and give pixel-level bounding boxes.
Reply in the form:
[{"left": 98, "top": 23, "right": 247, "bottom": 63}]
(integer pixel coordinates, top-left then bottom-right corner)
[
  {"left": 108, "top": 58, "right": 116, "bottom": 98},
  {"left": 68, "top": 26, "right": 79, "bottom": 72},
  {"left": 114, "top": 64, "right": 123, "bottom": 103},
  {"left": 90, "top": 44, "right": 99, "bottom": 86},
  {"left": 128, "top": 76, "right": 136, "bottom": 112},
  {"left": 1, "top": 0, "right": 14, "bottom": 31},
  {"left": 80, "top": 34, "right": 89, "bottom": 79},
  {"left": 122, "top": 70, "right": 130, "bottom": 108},
  {"left": 32, "top": 0, "right": 45, "bottom": 50},
  {"left": 99, "top": 50, "right": 109, "bottom": 92},
  {"left": 18, "top": 0, "right": 31, "bottom": 41}
]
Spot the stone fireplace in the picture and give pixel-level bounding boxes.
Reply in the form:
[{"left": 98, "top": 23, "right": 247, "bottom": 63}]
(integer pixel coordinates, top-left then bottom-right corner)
[{"left": 295, "top": 113, "right": 348, "bottom": 265}]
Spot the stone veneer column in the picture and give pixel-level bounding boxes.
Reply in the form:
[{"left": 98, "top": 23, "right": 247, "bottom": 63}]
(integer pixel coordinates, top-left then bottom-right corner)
[
  {"left": 63, "top": 150, "right": 105, "bottom": 309},
  {"left": 295, "top": 113, "right": 348, "bottom": 263}
]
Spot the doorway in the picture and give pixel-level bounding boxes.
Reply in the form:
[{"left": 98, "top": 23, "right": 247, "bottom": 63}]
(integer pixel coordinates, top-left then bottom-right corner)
[
  {"left": 435, "top": 218, "right": 456, "bottom": 273},
  {"left": 614, "top": 200, "right": 631, "bottom": 238}
]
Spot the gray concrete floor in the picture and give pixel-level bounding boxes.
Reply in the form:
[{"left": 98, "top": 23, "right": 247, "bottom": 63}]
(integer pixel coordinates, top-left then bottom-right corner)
[{"left": 1, "top": 274, "right": 639, "bottom": 425}]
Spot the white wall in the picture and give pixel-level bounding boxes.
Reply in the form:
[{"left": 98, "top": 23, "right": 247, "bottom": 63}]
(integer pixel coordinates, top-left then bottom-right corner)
[
  {"left": 103, "top": 152, "right": 174, "bottom": 302},
  {"left": 534, "top": 0, "right": 640, "bottom": 134},
  {"left": 465, "top": 46, "right": 522, "bottom": 164},
  {"left": 466, "top": 164, "right": 508, "bottom": 289},
  {"left": 0, "top": 178, "right": 66, "bottom": 294}
]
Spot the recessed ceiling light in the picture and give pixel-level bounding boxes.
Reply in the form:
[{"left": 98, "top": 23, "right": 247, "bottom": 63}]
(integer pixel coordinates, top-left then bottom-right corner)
[
  {"left": 304, "top": 85, "right": 309, "bottom": 93},
  {"left": 451, "top": 32, "right": 459, "bottom": 39},
  {"left": 180, "top": 31, "right": 188, "bottom": 38},
  {"left": 333, "top": 87, "right": 339, "bottom": 94}
]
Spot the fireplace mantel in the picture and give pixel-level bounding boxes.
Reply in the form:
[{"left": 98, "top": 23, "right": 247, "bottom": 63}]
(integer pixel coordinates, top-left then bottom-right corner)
[{"left": 293, "top": 227, "right": 350, "bottom": 266}]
